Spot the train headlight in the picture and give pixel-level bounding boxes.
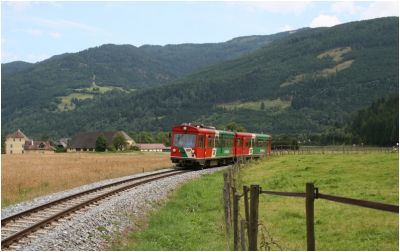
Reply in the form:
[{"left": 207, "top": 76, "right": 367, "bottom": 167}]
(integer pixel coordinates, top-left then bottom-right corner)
[
  {"left": 183, "top": 126, "right": 187, "bottom": 131},
  {"left": 172, "top": 148, "right": 176, "bottom": 153}
]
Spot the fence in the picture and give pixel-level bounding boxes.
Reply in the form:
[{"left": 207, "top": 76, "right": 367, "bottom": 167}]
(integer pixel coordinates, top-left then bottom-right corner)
[
  {"left": 222, "top": 166, "right": 399, "bottom": 251},
  {"left": 271, "top": 145, "right": 395, "bottom": 156}
]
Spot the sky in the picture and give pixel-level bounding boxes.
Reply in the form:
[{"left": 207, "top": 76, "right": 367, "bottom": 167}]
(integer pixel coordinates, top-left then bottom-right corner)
[{"left": 1, "top": 0, "right": 399, "bottom": 63}]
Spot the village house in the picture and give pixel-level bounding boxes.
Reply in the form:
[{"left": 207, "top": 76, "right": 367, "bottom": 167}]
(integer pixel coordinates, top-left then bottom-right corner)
[
  {"left": 5, "top": 129, "right": 29, "bottom": 154},
  {"left": 68, "top": 131, "right": 135, "bottom": 152},
  {"left": 24, "top": 140, "right": 55, "bottom": 154},
  {"left": 5, "top": 129, "right": 55, "bottom": 154},
  {"left": 137, "top": 143, "right": 169, "bottom": 152}
]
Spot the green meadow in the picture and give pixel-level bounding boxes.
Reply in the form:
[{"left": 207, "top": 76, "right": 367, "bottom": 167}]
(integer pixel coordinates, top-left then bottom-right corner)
[{"left": 116, "top": 153, "right": 398, "bottom": 250}]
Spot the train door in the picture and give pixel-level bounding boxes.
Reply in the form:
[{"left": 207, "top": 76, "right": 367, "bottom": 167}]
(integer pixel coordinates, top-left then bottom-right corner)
[
  {"left": 207, "top": 135, "right": 216, "bottom": 158},
  {"left": 197, "top": 135, "right": 206, "bottom": 159},
  {"left": 215, "top": 135, "right": 222, "bottom": 157},
  {"left": 235, "top": 137, "right": 243, "bottom": 156},
  {"left": 249, "top": 137, "right": 254, "bottom": 155},
  {"left": 243, "top": 137, "right": 250, "bottom": 156}
]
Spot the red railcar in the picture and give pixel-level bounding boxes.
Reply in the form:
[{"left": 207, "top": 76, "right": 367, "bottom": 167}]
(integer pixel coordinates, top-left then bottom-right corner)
[{"left": 170, "top": 123, "right": 272, "bottom": 168}]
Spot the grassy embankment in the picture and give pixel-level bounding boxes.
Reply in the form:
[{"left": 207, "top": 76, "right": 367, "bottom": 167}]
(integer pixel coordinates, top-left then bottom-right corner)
[
  {"left": 1, "top": 152, "right": 172, "bottom": 207},
  {"left": 117, "top": 153, "right": 398, "bottom": 250}
]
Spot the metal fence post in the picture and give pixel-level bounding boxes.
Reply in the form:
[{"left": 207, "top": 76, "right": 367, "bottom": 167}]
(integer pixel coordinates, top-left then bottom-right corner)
[
  {"left": 249, "top": 185, "right": 260, "bottom": 251},
  {"left": 306, "top": 183, "right": 315, "bottom": 251}
]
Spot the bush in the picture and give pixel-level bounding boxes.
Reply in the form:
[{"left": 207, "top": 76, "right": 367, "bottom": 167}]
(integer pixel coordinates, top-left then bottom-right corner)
[
  {"left": 95, "top": 134, "right": 107, "bottom": 152},
  {"left": 130, "top": 145, "right": 140, "bottom": 151},
  {"left": 107, "top": 145, "right": 116, "bottom": 152}
]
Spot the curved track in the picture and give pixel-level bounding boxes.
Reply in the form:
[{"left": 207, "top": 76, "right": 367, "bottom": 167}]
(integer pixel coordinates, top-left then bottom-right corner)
[{"left": 1, "top": 169, "right": 189, "bottom": 249}]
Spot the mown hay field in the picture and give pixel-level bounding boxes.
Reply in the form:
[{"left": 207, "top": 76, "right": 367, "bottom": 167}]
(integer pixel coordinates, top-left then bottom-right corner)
[{"left": 1, "top": 152, "right": 172, "bottom": 207}]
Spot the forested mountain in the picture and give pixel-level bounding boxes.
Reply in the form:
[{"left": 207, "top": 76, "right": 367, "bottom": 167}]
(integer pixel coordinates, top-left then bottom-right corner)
[
  {"left": 350, "top": 93, "right": 398, "bottom": 146},
  {"left": 1, "top": 31, "right": 290, "bottom": 120},
  {"left": 2, "top": 17, "right": 398, "bottom": 139},
  {"left": 1, "top": 61, "right": 33, "bottom": 75}
]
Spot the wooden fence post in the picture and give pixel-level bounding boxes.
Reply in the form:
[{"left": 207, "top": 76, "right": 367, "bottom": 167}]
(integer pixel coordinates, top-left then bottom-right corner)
[
  {"left": 240, "top": 219, "right": 247, "bottom": 251},
  {"left": 306, "top": 183, "right": 315, "bottom": 251},
  {"left": 223, "top": 172, "right": 231, "bottom": 234},
  {"left": 227, "top": 169, "right": 233, "bottom": 225},
  {"left": 233, "top": 193, "right": 240, "bottom": 250},
  {"left": 249, "top": 185, "right": 260, "bottom": 251},
  {"left": 243, "top": 186, "right": 250, "bottom": 243}
]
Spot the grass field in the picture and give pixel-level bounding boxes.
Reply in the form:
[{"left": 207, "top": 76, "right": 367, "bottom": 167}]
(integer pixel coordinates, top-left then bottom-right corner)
[
  {"left": 74, "top": 82, "right": 126, "bottom": 94},
  {"left": 241, "top": 153, "right": 398, "bottom": 250},
  {"left": 116, "top": 171, "right": 229, "bottom": 250},
  {"left": 217, "top": 98, "right": 291, "bottom": 112},
  {"left": 116, "top": 153, "right": 398, "bottom": 250},
  {"left": 57, "top": 93, "right": 94, "bottom": 111},
  {"left": 1, "top": 152, "right": 172, "bottom": 207}
]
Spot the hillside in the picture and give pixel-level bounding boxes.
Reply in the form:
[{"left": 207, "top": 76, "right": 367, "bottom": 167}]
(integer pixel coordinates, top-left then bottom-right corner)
[
  {"left": 1, "top": 31, "right": 290, "bottom": 118},
  {"left": 2, "top": 17, "right": 399, "bottom": 138},
  {"left": 1, "top": 61, "right": 33, "bottom": 75},
  {"left": 350, "top": 93, "right": 399, "bottom": 146}
]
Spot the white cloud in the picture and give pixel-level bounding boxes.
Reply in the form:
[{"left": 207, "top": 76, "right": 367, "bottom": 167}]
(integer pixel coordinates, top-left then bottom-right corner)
[
  {"left": 281, "top": 24, "right": 294, "bottom": 31},
  {"left": 49, "top": 32, "right": 62, "bottom": 39},
  {"left": 310, "top": 15, "right": 341, "bottom": 28},
  {"left": 48, "top": 1, "right": 63, "bottom": 8},
  {"left": 6, "top": 1, "right": 33, "bottom": 12},
  {"left": 331, "top": 1, "right": 361, "bottom": 15},
  {"left": 362, "top": 1, "right": 399, "bottom": 19},
  {"left": 234, "top": 1, "right": 312, "bottom": 15},
  {"left": 27, "top": 29, "right": 44, "bottom": 37},
  {"left": 28, "top": 16, "right": 105, "bottom": 33}
]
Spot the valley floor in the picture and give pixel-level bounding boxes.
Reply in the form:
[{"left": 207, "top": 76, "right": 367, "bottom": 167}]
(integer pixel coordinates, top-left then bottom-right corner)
[
  {"left": 1, "top": 152, "right": 172, "bottom": 207},
  {"left": 115, "top": 152, "right": 398, "bottom": 250}
]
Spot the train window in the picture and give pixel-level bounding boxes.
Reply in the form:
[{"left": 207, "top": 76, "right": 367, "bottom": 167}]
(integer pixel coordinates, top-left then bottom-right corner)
[
  {"left": 219, "top": 137, "right": 224, "bottom": 148},
  {"left": 208, "top": 136, "right": 215, "bottom": 148},
  {"left": 262, "top": 140, "right": 267, "bottom": 147},
  {"left": 198, "top": 135, "right": 205, "bottom": 148},
  {"left": 215, "top": 136, "right": 220, "bottom": 148},
  {"left": 222, "top": 138, "right": 227, "bottom": 148},
  {"left": 173, "top": 134, "right": 196, "bottom": 148},
  {"left": 251, "top": 138, "right": 255, "bottom": 147},
  {"left": 236, "top": 138, "right": 242, "bottom": 147},
  {"left": 245, "top": 139, "right": 250, "bottom": 148},
  {"left": 228, "top": 138, "right": 233, "bottom": 147}
]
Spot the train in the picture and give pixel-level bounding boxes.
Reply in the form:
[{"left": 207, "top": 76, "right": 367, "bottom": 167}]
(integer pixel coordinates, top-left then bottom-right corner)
[{"left": 170, "top": 123, "right": 272, "bottom": 168}]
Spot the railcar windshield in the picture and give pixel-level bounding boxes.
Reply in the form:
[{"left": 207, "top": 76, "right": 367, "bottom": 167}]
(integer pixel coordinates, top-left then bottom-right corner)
[{"left": 173, "top": 133, "right": 197, "bottom": 148}]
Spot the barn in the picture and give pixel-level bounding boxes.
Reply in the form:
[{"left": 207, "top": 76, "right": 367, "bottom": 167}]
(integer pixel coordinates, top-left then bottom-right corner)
[{"left": 68, "top": 131, "right": 135, "bottom": 152}]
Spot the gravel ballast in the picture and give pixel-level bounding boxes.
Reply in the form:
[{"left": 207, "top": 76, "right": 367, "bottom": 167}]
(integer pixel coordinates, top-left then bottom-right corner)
[{"left": 3, "top": 167, "right": 228, "bottom": 251}]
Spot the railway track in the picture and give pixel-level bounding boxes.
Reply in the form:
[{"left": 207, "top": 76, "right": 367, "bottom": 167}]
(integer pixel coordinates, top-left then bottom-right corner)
[{"left": 1, "top": 169, "right": 189, "bottom": 250}]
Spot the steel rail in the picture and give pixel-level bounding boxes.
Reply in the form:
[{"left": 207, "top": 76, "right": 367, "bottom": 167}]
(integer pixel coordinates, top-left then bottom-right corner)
[
  {"left": 2, "top": 169, "right": 178, "bottom": 225},
  {"left": 1, "top": 170, "right": 188, "bottom": 248}
]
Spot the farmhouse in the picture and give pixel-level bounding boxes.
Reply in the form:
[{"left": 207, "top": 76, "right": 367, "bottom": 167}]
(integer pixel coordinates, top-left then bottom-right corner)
[
  {"left": 24, "top": 140, "right": 55, "bottom": 154},
  {"left": 5, "top": 129, "right": 30, "bottom": 154},
  {"left": 68, "top": 131, "right": 135, "bottom": 152},
  {"left": 5, "top": 129, "right": 55, "bottom": 154},
  {"left": 137, "top": 143, "right": 169, "bottom": 152}
]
